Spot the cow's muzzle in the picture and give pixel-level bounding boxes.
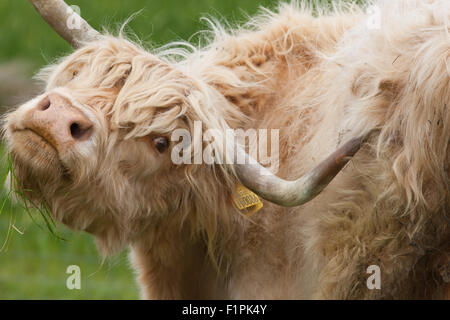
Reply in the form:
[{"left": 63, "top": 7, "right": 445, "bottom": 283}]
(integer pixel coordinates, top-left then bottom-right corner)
[{"left": 17, "top": 93, "right": 93, "bottom": 153}]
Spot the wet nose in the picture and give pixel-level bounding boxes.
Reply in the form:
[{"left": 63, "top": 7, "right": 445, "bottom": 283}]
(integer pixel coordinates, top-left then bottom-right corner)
[{"left": 22, "top": 93, "right": 93, "bottom": 150}]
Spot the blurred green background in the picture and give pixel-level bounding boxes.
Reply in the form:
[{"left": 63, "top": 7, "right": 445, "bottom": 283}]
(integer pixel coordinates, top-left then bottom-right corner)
[{"left": 0, "top": 0, "right": 279, "bottom": 299}]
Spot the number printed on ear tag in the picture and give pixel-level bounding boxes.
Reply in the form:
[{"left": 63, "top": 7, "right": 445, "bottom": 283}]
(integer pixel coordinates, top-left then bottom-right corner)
[{"left": 232, "top": 184, "right": 263, "bottom": 216}]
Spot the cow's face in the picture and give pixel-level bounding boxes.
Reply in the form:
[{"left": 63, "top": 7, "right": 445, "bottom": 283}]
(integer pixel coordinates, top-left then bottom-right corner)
[{"left": 2, "top": 38, "right": 196, "bottom": 252}]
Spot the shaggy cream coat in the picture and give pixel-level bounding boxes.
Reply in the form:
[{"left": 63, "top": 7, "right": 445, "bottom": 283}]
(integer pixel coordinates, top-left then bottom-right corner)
[{"left": 3, "top": 0, "right": 449, "bottom": 299}]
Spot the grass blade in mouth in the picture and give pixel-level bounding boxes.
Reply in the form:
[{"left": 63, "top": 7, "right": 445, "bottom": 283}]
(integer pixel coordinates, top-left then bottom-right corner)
[{"left": 1, "top": 152, "right": 66, "bottom": 241}]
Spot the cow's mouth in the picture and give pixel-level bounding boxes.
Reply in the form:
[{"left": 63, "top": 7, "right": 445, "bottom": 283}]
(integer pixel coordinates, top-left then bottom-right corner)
[
  {"left": 9, "top": 129, "right": 62, "bottom": 175},
  {"left": 12, "top": 128, "right": 58, "bottom": 154},
  {"left": 18, "top": 128, "right": 56, "bottom": 148}
]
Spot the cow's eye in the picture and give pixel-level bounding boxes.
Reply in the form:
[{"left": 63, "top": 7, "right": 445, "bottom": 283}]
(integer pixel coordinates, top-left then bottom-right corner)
[
  {"left": 70, "top": 70, "right": 78, "bottom": 80},
  {"left": 152, "top": 136, "right": 169, "bottom": 153}
]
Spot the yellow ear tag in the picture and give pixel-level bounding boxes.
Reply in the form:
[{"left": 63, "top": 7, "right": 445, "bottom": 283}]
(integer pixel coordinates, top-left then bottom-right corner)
[{"left": 232, "top": 184, "right": 263, "bottom": 216}]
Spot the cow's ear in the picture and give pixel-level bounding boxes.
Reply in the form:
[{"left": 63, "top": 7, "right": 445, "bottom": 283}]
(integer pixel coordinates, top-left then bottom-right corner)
[{"left": 152, "top": 136, "right": 169, "bottom": 153}]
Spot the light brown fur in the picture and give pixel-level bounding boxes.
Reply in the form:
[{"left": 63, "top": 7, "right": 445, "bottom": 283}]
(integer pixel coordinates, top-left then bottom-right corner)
[{"left": 2, "top": 0, "right": 449, "bottom": 299}]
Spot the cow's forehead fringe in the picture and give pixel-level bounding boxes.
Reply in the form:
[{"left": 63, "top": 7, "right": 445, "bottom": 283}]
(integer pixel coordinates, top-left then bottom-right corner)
[{"left": 39, "top": 35, "right": 245, "bottom": 142}]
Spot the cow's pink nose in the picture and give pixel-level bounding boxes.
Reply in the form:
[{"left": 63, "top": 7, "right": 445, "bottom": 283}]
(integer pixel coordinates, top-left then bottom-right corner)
[{"left": 21, "top": 93, "right": 93, "bottom": 151}]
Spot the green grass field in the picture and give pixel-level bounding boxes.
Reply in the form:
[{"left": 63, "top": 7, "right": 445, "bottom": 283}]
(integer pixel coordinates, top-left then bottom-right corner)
[{"left": 0, "top": 0, "right": 282, "bottom": 300}]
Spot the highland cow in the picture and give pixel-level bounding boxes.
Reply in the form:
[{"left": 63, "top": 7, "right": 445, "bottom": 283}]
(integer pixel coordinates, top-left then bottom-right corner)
[{"left": 2, "top": 0, "right": 449, "bottom": 299}]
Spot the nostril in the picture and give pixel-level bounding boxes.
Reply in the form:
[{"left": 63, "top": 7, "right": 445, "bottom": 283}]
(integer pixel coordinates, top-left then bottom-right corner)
[
  {"left": 38, "top": 97, "right": 51, "bottom": 111},
  {"left": 70, "top": 122, "right": 93, "bottom": 141}
]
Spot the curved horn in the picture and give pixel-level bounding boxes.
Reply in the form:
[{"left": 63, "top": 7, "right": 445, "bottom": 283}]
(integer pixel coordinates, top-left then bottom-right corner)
[
  {"left": 29, "top": 0, "right": 100, "bottom": 48},
  {"left": 235, "top": 131, "right": 374, "bottom": 207}
]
